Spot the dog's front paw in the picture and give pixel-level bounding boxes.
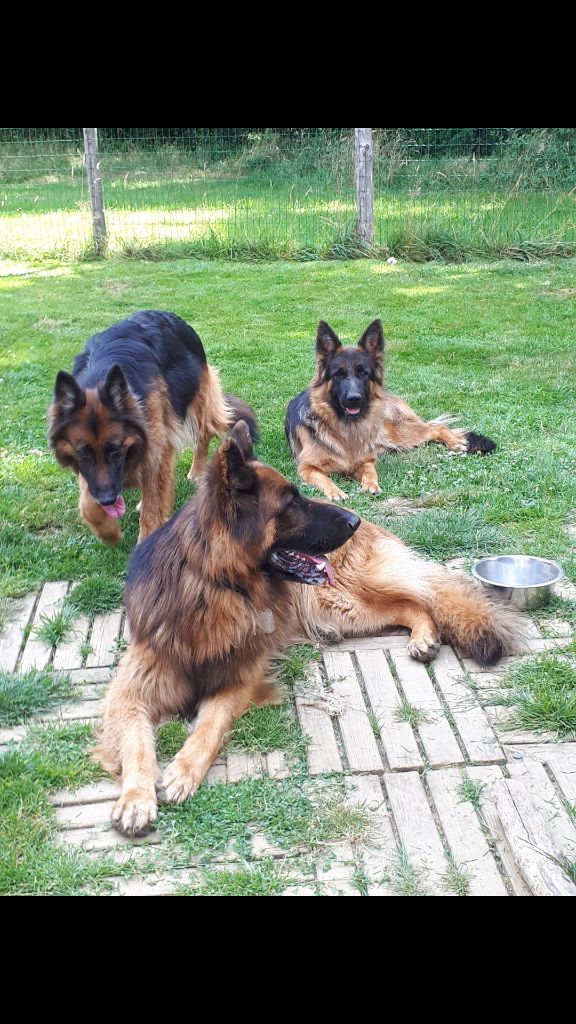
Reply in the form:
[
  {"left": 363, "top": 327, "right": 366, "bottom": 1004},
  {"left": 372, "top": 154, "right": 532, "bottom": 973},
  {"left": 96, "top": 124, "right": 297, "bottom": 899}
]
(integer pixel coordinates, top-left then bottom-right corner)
[
  {"left": 111, "top": 788, "right": 157, "bottom": 836},
  {"left": 407, "top": 635, "right": 442, "bottom": 663},
  {"left": 160, "top": 758, "right": 201, "bottom": 805},
  {"left": 325, "top": 485, "right": 348, "bottom": 502},
  {"left": 360, "top": 482, "right": 382, "bottom": 495}
]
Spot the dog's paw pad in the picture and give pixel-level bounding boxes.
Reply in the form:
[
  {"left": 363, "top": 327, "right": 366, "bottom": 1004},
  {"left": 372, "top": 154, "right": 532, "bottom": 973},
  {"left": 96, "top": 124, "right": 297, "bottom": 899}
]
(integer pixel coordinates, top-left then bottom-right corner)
[
  {"left": 407, "top": 638, "right": 442, "bottom": 663},
  {"left": 161, "top": 761, "right": 200, "bottom": 805},
  {"left": 111, "top": 792, "right": 157, "bottom": 837}
]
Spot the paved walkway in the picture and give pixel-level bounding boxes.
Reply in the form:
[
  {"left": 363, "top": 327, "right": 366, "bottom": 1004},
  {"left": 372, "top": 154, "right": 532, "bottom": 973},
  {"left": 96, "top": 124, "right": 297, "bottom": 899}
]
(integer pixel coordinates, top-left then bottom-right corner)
[{"left": 2, "top": 576, "right": 576, "bottom": 896}]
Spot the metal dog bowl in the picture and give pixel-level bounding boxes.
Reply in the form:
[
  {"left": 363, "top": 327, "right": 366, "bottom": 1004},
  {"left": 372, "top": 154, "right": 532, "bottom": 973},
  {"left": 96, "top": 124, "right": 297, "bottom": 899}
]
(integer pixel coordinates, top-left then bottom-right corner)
[{"left": 472, "top": 555, "right": 563, "bottom": 610}]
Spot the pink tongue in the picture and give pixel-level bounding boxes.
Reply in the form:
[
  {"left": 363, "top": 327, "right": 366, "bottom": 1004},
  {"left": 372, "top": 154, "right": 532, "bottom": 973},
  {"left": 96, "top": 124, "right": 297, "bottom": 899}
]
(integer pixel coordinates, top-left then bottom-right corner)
[
  {"left": 102, "top": 495, "right": 126, "bottom": 519},
  {"left": 345, "top": 408, "right": 360, "bottom": 416},
  {"left": 308, "top": 554, "right": 336, "bottom": 587}
]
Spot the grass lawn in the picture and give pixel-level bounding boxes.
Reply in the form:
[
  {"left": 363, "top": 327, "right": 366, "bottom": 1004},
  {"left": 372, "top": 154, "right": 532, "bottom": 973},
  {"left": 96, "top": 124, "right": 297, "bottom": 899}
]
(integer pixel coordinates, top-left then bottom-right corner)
[
  {"left": 2, "top": 179, "right": 574, "bottom": 262},
  {"left": 1, "top": 140, "right": 574, "bottom": 261},
  {"left": 2, "top": 253, "right": 576, "bottom": 895},
  {"left": 1, "top": 255, "right": 576, "bottom": 597}
]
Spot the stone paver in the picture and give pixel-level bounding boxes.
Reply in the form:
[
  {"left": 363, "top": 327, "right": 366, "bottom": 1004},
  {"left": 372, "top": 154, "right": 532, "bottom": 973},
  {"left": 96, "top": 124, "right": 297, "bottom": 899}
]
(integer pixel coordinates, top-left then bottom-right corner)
[
  {"left": 20, "top": 581, "right": 69, "bottom": 672},
  {"left": 0, "top": 593, "right": 36, "bottom": 672},
  {"left": 3, "top": 579, "right": 576, "bottom": 895},
  {"left": 356, "top": 649, "right": 423, "bottom": 771},
  {"left": 393, "top": 651, "right": 465, "bottom": 767},
  {"left": 426, "top": 767, "right": 507, "bottom": 896},
  {"left": 433, "top": 646, "right": 505, "bottom": 764},
  {"left": 323, "top": 650, "right": 383, "bottom": 772},
  {"left": 86, "top": 611, "right": 122, "bottom": 668}
]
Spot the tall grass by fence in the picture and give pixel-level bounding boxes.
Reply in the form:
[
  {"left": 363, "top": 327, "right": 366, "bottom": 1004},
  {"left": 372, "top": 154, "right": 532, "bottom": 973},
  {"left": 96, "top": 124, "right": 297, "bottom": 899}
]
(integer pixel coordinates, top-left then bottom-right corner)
[{"left": 1, "top": 128, "right": 575, "bottom": 262}]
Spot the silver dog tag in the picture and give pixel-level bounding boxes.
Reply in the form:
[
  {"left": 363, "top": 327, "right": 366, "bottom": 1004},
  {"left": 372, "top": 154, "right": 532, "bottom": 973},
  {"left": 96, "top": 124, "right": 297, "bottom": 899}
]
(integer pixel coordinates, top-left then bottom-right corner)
[{"left": 259, "top": 608, "right": 276, "bottom": 634}]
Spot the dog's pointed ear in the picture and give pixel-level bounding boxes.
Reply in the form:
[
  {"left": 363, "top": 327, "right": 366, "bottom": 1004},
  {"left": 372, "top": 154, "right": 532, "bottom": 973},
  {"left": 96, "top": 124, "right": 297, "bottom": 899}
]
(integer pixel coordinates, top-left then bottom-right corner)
[
  {"left": 358, "top": 320, "right": 385, "bottom": 382},
  {"left": 229, "top": 419, "right": 254, "bottom": 462},
  {"left": 100, "top": 365, "right": 130, "bottom": 412},
  {"left": 218, "top": 432, "right": 255, "bottom": 494},
  {"left": 54, "top": 371, "right": 85, "bottom": 415},
  {"left": 316, "top": 321, "right": 342, "bottom": 361}
]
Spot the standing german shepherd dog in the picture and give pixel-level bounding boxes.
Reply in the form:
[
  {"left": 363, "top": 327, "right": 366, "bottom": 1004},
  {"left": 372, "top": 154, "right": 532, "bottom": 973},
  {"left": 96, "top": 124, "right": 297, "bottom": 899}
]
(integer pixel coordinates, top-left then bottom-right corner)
[
  {"left": 97, "top": 421, "right": 519, "bottom": 837},
  {"left": 286, "top": 320, "right": 496, "bottom": 501},
  {"left": 49, "top": 311, "right": 257, "bottom": 544}
]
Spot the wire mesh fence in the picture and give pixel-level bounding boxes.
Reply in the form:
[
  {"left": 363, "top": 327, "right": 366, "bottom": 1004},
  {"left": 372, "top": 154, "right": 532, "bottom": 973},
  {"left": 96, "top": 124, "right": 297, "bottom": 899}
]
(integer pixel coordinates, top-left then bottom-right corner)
[{"left": 1, "top": 128, "right": 575, "bottom": 262}]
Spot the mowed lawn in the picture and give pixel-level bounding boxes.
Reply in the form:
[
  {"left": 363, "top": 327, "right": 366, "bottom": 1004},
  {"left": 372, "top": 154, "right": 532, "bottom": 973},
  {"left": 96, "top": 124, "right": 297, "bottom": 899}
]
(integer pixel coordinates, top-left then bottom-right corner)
[{"left": 1, "top": 256, "right": 576, "bottom": 598}]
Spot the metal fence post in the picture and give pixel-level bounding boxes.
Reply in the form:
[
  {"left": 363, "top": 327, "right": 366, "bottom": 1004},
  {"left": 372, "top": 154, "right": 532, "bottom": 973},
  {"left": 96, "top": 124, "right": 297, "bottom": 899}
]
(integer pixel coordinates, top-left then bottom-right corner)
[
  {"left": 354, "top": 128, "right": 374, "bottom": 245},
  {"left": 83, "top": 128, "right": 107, "bottom": 256}
]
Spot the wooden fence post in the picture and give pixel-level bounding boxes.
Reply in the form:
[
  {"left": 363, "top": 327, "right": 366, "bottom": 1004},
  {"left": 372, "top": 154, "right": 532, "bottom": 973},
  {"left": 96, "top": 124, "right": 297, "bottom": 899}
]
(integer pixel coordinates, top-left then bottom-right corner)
[
  {"left": 83, "top": 128, "right": 107, "bottom": 256},
  {"left": 354, "top": 128, "right": 374, "bottom": 246}
]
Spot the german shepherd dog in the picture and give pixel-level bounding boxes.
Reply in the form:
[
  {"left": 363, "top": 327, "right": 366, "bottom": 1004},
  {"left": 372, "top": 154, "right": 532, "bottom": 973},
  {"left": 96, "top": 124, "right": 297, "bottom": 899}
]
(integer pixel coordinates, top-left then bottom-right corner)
[
  {"left": 285, "top": 320, "right": 496, "bottom": 501},
  {"left": 97, "top": 421, "right": 518, "bottom": 837},
  {"left": 49, "top": 311, "right": 258, "bottom": 544}
]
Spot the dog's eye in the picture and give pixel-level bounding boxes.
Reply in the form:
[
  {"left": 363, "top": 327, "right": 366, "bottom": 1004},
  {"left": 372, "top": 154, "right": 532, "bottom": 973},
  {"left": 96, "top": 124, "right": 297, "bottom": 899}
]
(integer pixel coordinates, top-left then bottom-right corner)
[
  {"left": 76, "top": 445, "right": 93, "bottom": 461},
  {"left": 356, "top": 367, "right": 368, "bottom": 378},
  {"left": 106, "top": 444, "right": 124, "bottom": 459},
  {"left": 333, "top": 369, "right": 346, "bottom": 379},
  {"left": 282, "top": 492, "right": 300, "bottom": 513}
]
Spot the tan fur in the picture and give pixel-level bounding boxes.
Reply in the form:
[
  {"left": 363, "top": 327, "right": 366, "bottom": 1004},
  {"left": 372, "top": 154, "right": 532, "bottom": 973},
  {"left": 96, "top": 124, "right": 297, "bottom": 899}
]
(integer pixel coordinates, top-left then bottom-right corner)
[
  {"left": 186, "top": 364, "right": 232, "bottom": 480},
  {"left": 96, "top": 433, "right": 521, "bottom": 836},
  {"left": 296, "top": 384, "right": 469, "bottom": 501},
  {"left": 52, "top": 364, "right": 241, "bottom": 545},
  {"left": 78, "top": 476, "right": 123, "bottom": 545},
  {"left": 295, "top": 520, "right": 522, "bottom": 663}
]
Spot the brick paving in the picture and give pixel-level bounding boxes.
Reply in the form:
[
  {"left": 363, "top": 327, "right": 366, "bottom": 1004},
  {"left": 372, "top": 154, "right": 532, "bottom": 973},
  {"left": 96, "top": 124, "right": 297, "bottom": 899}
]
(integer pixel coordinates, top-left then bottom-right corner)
[{"left": 2, "top": 579, "right": 576, "bottom": 896}]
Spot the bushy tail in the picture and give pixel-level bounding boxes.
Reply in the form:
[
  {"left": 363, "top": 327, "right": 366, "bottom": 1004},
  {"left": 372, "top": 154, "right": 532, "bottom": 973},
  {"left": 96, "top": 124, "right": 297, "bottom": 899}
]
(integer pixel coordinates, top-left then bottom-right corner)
[
  {"left": 464, "top": 430, "right": 496, "bottom": 454},
  {"left": 426, "top": 570, "right": 522, "bottom": 666},
  {"left": 195, "top": 367, "right": 259, "bottom": 443},
  {"left": 196, "top": 364, "right": 233, "bottom": 438},
  {"left": 224, "top": 392, "right": 260, "bottom": 443}
]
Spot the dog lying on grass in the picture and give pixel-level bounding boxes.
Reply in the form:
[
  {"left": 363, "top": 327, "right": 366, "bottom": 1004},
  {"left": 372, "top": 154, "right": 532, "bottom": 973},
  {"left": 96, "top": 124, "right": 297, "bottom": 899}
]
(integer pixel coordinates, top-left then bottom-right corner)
[
  {"left": 96, "top": 421, "right": 519, "bottom": 836},
  {"left": 286, "top": 319, "right": 495, "bottom": 500}
]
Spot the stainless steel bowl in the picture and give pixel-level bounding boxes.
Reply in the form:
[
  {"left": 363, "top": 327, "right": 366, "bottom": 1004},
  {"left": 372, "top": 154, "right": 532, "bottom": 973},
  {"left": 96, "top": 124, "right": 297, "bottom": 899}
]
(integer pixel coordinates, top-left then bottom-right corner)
[{"left": 472, "top": 555, "right": 564, "bottom": 610}]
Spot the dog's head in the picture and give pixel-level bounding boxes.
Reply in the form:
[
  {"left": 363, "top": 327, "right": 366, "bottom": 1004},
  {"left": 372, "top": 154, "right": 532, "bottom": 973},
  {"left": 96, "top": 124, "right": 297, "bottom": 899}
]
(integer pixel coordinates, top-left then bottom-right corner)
[
  {"left": 313, "top": 319, "right": 385, "bottom": 419},
  {"left": 49, "top": 365, "right": 147, "bottom": 517},
  {"left": 204, "top": 420, "right": 360, "bottom": 585}
]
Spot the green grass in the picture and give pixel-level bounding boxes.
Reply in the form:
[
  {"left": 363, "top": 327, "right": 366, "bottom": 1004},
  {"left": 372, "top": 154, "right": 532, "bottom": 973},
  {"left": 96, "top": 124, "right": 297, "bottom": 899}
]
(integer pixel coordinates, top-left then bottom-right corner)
[
  {"left": 176, "top": 861, "right": 286, "bottom": 897},
  {"left": 494, "top": 654, "right": 576, "bottom": 737},
  {"left": 563, "top": 800, "right": 576, "bottom": 827},
  {"left": 227, "top": 647, "right": 316, "bottom": 756},
  {"left": 228, "top": 699, "right": 302, "bottom": 756},
  {"left": 367, "top": 709, "right": 381, "bottom": 738},
  {"left": 2, "top": 257, "right": 576, "bottom": 597},
  {"left": 278, "top": 644, "right": 321, "bottom": 686},
  {"left": 351, "top": 865, "right": 370, "bottom": 896},
  {"left": 535, "top": 595, "right": 576, "bottom": 634},
  {"left": 158, "top": 776, "right": 369, "bottom": 862},
  {"left": 382, "top": 847, "right": 430, "bottom": 896},
  {"left": 0, "top": 723, "right": 122, "bottom": 895},
  {"left": 394, "top": 700, "right": 431, "bottom": 729},
  {"left": 66, "top": 575, "right": 125, "bottom": 615},
  {"left": 34, "top": 605, "right": 77, "bottom": 646},
  {"left": 1, "top": 137, "right": 575, "bottom": 262},
  {"left": 442, "top": 856, "right": 471, "bottom": 896},
  {"left": 0, "top": 598, "right": 11, "bottom": 633},
  {"left": 0, "top": 668, "right": 72, "bottom": 725},
  {"left": 563, "top": 859, "right": 576, "bottom": 885},
  {"left": 156, "top": 719, "right": 189, "bottom": 760},
  {"left": 458, "top": 777, "right": 485, "bottom": 811}
]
